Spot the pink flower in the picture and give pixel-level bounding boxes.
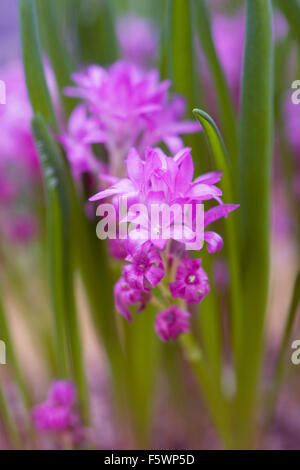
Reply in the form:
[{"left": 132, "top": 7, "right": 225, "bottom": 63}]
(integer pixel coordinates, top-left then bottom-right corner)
[
  {"left": 285, "top": 97, "right": 300, "bottom": 155},
  {"left": 91, "top": 147, "right": 222, "bottom": 204},
  {"left": 114, "top": 276, "right": 150, "bottom": 321},
  {"left": 155, "top": 306, "right": 190, "bottom": 341},
  {"left": 0, "top": 60, "right": 39, "bottom": 177},
  {"left": 90, "top": 146, "right": 239, "bottom": 250},
  {"left": 123, "top": 241, "right": 165, "bottom": 292},
  {"left": 63, "top": 61, "right": 200, "bottom": 176},
  {"left": 32, "top": 381, "right": 80, "bottom": 434},
  {"left": 32, "top": 403, "right": 76, "bottom": 432},
  {"left": 205, "top": 11, "right": 287, "bottom": 106},
  {"left": 48, "top": 381, "right": 76, "bottom": 408},
  {"left": 284, "top": 97, "right": 300, "bottom": 202},
  {"left": 3, "top": 213, "right": 38, "bottom": 244},
  {"left": 169, "top": 258, "right": 210, "bottom": 304},
  {"left": 59, "top": 105, "right": 105, "bottom": 179},
  {"left": 0, "top": 59, "right": 57, "bottom": 245},
  {"left": 212, "top": 13, "right": 245, "bottom": 103},
  {"left": 117, "top": 15, "right": 158, "bottom": 67},
  {"left": 108, "top": 238, "right": 128, "bottom": 260}
]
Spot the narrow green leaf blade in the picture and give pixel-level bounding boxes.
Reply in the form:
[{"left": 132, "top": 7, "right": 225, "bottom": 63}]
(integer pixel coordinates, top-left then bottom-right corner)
[
  {"left": 236, "top": 0, "right": 273, "bottom": 445},
  {"left": 36, "top": 0, "right": 76, "bottom": 115},
  {"left": 166, "top": 0, "right": 197, "bottom": 112},
  {"left": 19, "top": 0, "right": 57, "bottom": 130}
]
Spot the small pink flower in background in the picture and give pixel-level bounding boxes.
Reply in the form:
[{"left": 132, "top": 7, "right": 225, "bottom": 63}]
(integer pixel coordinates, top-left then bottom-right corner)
[
  {"left": 212, "top": 13, "right": 245, "bottom": 103},
  {"left": 284, "top": 96, "right": 300, "bottom": 155},
  {"left": 62, "top": 61, "right": 200, "bottom": 176},
  {"left": 212, "top": 258, "right": 229, "bottom": 292},
  {"left": 200, "top": 11, "right": 287, "bottom": 107},
  {"left": 284, "top": 95, "right": 300, "bottom": 202},
  {"left": 0, "top": 59, "right": 57, "bottom": 245},
  {"left": 155, "top": 306, "right": 190, "bottom": 342},
  {"left": 32, "top": 381, "right": 81, "bottom": 435},
  {"left": 170, "top": 258, "right": 210, "bottom": 304},
  {"left": 117, "top": 15, "right": 158, "bottom": 67},
  {"left": 0, "top": 60, "right": 39, "bottom": 177},
  {"left": 3, "top": 213, "right": 38, "bottom": 245},
  {"left": 59, "top": 105, "right": 105, "bottom": 179},
  {"left": 48, "top": 381, "right": 76, "bottom": 408}
]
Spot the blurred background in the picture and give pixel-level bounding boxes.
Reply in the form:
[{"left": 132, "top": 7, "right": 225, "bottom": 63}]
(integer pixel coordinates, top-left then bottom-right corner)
[{"left": 0, "top": 0, "right": 300, "bottom": 450}]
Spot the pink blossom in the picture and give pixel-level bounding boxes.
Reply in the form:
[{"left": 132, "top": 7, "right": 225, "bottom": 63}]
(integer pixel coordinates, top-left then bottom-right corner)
[
  {"left": 284, "top": 96, "right": 300, "bottom": 202},
  {"left": 32, "top": 381, "right": 80, "bottom": 434},
  {"left": 3, "top": 213, "right": 38, "bottom": 244},
  {"left": 0, "top": 60, "right": 39, "bottom": 177},
  {"left": 32, "top": 403, "right": 76, "bottom": 432},
  {"left": 90, "top": 146, "right": 239, "bottom": 251},
  {"left": 63, "top": 61, "right": 200, "bottom": 176},
  {"left": 123, "top": 241, "right": 165, "bottom": 292},
  {"left": 108, "top": 238, "right": 128, "bottom": 260},
  {"left": 155, "top": 306, "right": 190, "bottom": 341},
  {"left": 114, "top": 276, "right": 150, "bottom": 321},
  {"left": 169, "top": 258, "right": 210, "bottom": 304},
  {"left": 0, "top": 59, "right": 57, "bottom": 245},
  {"left": 202, "top": 11, "right": 286, "bottom": 106},
  {"left": 59, "top": 105, "right": 105, "bottom": 179},
  {"left": 48, "top": 381, "right": 76, "bottom": 408},
  {"left": 212, "top": 13, "right": 245, "bottom": 102},
  {"left": 117, "top": 15, "right": 158, "bottom": 67},
  {"left": 284, "top": 97, "right": 300, "bottom": 155}
]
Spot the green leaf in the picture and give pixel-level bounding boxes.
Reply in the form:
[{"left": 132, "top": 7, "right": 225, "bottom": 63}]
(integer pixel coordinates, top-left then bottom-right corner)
[
  {"left": 19, "top": 0, "right": 57, "bottom": 130},
  {"left": 236, "top": 0, "right": 273, "bottom": 446},
  {"left": 76, "top": 0, "right": 118, "bottom": 65},
  {"left": 35, "top": 0, "right": 76, "bottom": 116},
  {"left": 31, "top": 114, "right": 89, "bottom": 423},
  {"left": 194, "top": 0, "right": 238, "bottom": 180},
  {"left": 166, "top": 0, "right": 198, "bottom": 112},
  {"left": 276, "top": 0, "right": 300, "bottom": 53}
]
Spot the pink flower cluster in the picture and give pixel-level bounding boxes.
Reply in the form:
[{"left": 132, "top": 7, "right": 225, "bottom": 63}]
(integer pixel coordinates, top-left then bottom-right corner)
[
  {"left": 284, "top": 97, "right": 300, "bottom": 202},
  {"left": 0, "top": 61, "right": 40, "bottom": 244},
  {"left": 200, "top": 11, "right": 287, "bottom": 107},
  {"left": 32, "top": 381, "right": 82, "bottom": 435},
  {"left": 60, "top": 61, "right": 200, "bottom": 178},
  {"left": 117, "top": 15, "right": 158, "bottom": 67},
  {"left": 90, "top": 146, "right": 238, "bottom": 341}
]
